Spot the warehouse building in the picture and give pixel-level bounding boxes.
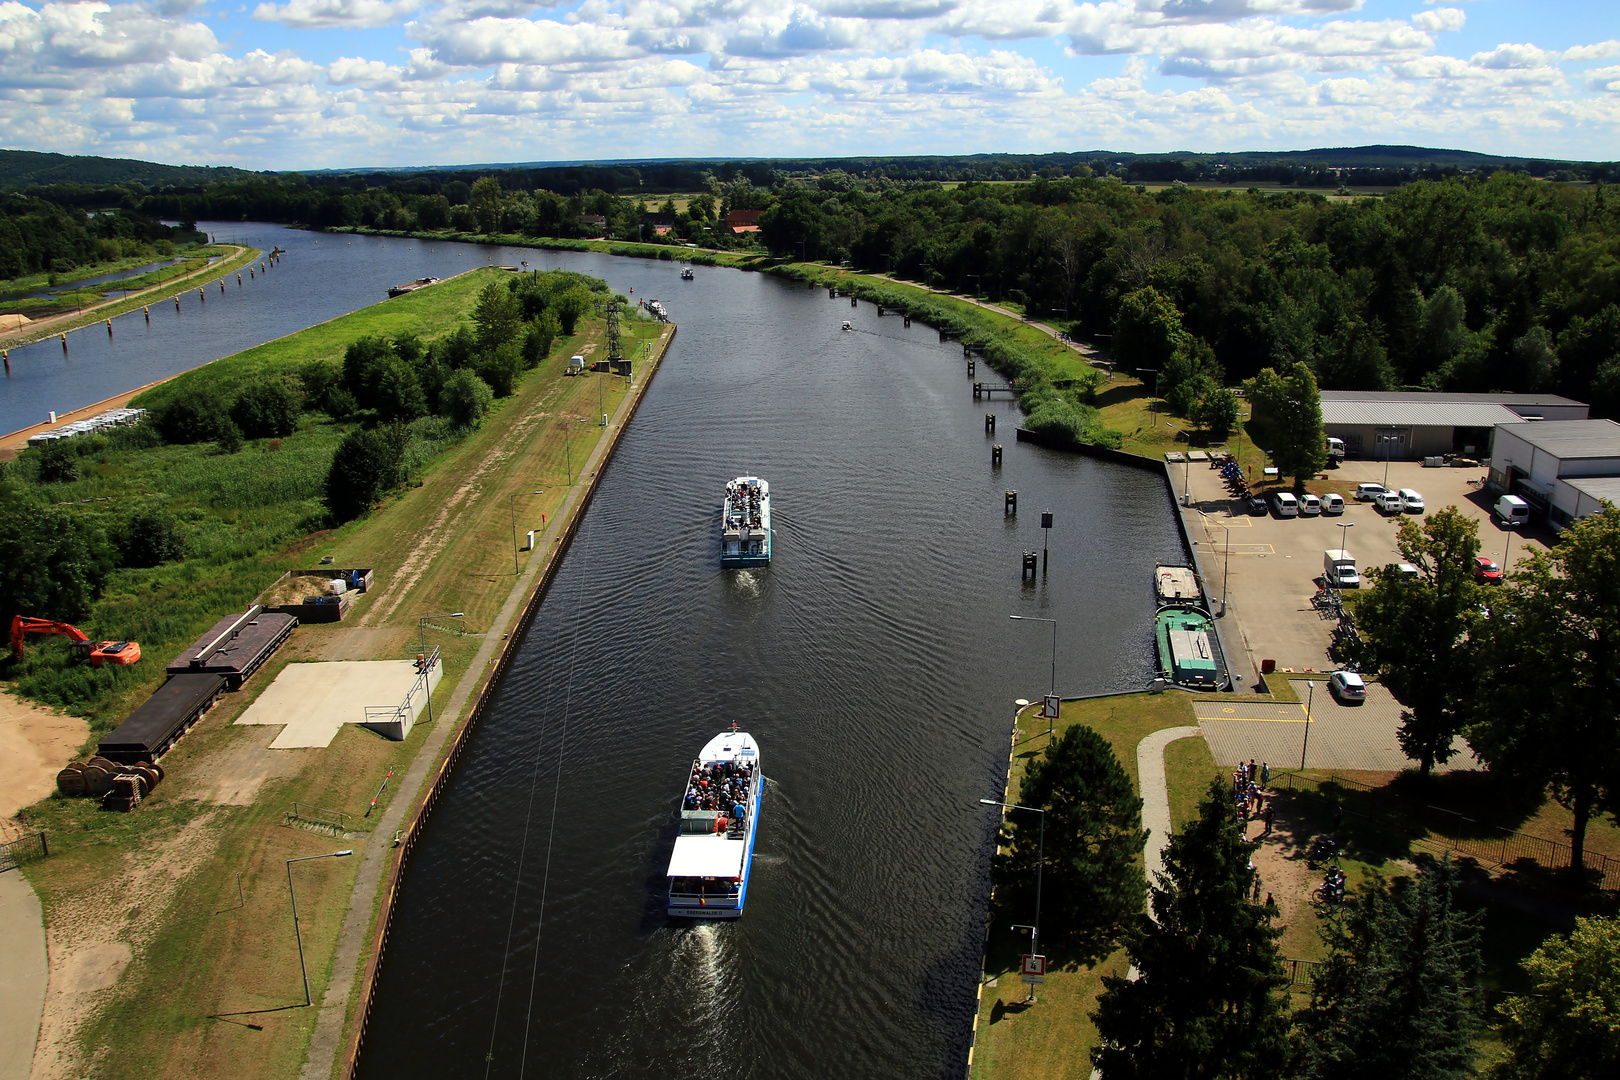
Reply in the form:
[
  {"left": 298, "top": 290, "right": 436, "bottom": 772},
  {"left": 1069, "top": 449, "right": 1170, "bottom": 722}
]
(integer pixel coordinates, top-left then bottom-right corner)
[
  {"left": 1319, "top": 391, "right": 1589, "bottom": 461},
  {"left": 1489, "top": 419, "right": 1620, "bottom": 531}
]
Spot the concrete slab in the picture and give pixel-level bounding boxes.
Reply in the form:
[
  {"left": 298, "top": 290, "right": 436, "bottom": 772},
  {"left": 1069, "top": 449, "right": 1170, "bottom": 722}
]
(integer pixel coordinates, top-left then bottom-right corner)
[
  {"left": 235, "top": 661, "right": 438, "bottom": 748},
  {"left": 0, "top": 870, "right": 45, "bottom": 1080},
  {"left": 1197, "top": 681, "right": 1478, "bottom": 773}
]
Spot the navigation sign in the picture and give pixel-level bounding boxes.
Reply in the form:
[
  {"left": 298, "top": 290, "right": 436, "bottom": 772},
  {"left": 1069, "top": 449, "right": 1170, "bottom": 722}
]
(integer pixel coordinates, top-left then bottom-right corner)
[
  {"left": 1020, "top": 954, "right": 1047, "bottom": 984},
  {"left": 1042, "top": 695, "right": 1060, "bottom": 719}
]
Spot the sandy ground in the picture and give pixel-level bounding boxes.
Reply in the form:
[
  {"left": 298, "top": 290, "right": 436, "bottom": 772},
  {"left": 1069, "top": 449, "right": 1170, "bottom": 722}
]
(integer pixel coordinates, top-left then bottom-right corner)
[
  {"left": 30, "top": 809, "right": 223, "bottom": 1080},
  {"left": 0, "top": 695, "right": 88, "bottom": 837}
]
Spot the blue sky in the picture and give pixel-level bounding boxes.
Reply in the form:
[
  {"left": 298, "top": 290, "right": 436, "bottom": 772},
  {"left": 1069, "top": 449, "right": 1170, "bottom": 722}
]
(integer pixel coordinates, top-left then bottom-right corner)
[{"left": 1, "top": 1, "right": 1616, "bottom": 169}]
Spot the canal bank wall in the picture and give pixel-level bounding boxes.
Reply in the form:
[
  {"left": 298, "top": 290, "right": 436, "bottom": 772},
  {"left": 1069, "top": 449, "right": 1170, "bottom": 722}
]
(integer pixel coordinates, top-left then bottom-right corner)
[{"left": 332, "top": 325, "right": 677, "bottom": 1080}]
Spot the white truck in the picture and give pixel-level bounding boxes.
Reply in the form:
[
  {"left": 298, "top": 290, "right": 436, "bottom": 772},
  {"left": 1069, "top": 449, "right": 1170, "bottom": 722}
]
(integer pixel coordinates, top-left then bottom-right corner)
[
  {"left": 1326, "top": 437, "right": 1346, "bottom": 464},
  {"left": 1324, "top": 549, "right": 1360, "bottom": 588}
]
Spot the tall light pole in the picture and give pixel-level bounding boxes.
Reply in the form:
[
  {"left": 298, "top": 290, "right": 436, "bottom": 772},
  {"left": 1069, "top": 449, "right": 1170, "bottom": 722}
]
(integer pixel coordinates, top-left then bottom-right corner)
[
  {"left": 1009, "top": 615, "right": 1058, "bottom": 738},
  {"left": 1138, "top": 368, "right": 1160, "bottom": 420},
  {"left": 287, "top": 850, "right": 354, "bottom": 1007},
  {"left": 509, "top": 490, "right": 543, "bottom": 574},
  {"left": 1337, "top": 519, "right": 1355, "bottom": 554},
  {"left": 563, "top": 417, "right": 590, "bottom": 485},
  {"left": 1501, "top": 519, "right": 1519, "bottom": 573},
  {"left": 1380, "top": 432, "right": 1400, "bottom": 491},
  {"left": 415, "top": 612, "right": 463, "bottom": 722},
  {"left": 980, "top": 798, "right": 1045, "bottom": 1002},
  {"left": 1300, "top": 681, "right": 1315, "bottom": 771},
  {"left": 1166, "top": 422, "right": 1192, "bottom": 505}
]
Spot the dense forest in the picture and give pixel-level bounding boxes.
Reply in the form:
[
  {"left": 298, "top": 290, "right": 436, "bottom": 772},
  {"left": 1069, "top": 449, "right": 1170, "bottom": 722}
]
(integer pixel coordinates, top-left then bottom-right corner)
[
  {"left": 5, "top": 148, "right": 1620, "bottom": 417},
  {"left": 0, "top": 196, "right": 203, "bottom": 280}
]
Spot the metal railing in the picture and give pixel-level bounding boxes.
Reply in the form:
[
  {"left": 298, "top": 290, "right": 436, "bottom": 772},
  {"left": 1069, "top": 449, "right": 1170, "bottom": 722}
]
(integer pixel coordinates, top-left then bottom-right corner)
[
  {"left": 1270, "top": 771, "right": 1619, "bottom": 890},
  {"left": 285, "top": 803, "right": 352, "bottom": 837},
  {"left": 364, "top": 646, "right": 439, "bottom": 731},
  {"left": 0, "top": 831, "right": 48, "bottom": 872}
]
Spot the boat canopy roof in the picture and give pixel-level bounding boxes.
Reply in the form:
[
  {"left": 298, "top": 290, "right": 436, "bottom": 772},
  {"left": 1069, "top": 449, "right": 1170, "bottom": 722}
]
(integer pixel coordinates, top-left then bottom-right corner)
[
  {"left": 668, "top": 833, "right": 747, "bottom": 878},
  {"left": 699, "top": 730, "right": 759, "bottom": 765}
]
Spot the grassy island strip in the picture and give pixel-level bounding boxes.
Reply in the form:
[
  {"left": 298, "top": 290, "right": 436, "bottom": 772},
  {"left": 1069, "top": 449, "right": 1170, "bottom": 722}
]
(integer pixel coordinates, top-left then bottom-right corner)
[
  {"left": 0, "top": 244, "right": 262, "bottom": 348},
  {"left": 10, "top": 267, "right": 672, "bottom": 1080}
]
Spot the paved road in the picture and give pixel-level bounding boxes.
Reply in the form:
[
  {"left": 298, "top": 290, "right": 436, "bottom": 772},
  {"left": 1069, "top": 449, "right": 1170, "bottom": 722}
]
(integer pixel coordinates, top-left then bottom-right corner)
[{"left": 0, "top": 870, "right": 45, "bottom": 1080}]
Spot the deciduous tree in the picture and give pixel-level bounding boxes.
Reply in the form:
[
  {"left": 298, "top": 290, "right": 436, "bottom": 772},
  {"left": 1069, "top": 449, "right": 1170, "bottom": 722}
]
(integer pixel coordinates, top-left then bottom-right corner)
[
  {"left": 1493, "top": 915, "right": 1620, "bottom": 1079},
  {"left": 1244, "top": 362, "right": 1328, "bottom": 493}
]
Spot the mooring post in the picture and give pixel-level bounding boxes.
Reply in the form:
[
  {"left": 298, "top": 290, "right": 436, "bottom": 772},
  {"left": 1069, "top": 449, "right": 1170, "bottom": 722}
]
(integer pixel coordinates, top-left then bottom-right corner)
[
  {"left": 968, "top": 359, "right": 976, "bottom": 375},
  {"left": 973, "top": 382, "right": 982, "bottom": 398},
  {"left": 985, "top": 413, "right": 996, "bottom": 433},
  {"left": 1022, "top": 552, "right": 1039, "bottom": 579},
  {"left": 851, "top": 296, "right": 857, "bottom": 307},
  {"left": 1006, "top": 490, "right": 1018, "bottom": 515},
  {"left": 903, "top": 316, "right": 911, "bottom": 327},
  {"left": 992, "top": 444, "right": 1003, "bottom": 467}
]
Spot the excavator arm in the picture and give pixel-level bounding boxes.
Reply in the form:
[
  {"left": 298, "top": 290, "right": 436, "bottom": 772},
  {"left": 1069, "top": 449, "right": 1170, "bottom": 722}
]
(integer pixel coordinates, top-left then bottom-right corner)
[{"left": 9, "top": 615, "right": 138, "bottom": 666}]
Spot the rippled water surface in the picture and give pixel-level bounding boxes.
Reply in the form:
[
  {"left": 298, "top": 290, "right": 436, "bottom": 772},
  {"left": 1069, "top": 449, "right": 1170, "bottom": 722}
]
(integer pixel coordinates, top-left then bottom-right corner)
[{"left": 349, "top": 261, "right": 1188, "bottom": 1079}]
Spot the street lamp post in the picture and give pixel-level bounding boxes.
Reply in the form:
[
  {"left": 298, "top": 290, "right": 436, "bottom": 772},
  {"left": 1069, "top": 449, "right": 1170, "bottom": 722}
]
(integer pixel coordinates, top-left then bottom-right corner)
[
  {"left": 563, "top": 417, "right": 591, "bottom": 485},
  {"left": 509, "top": 491, "right": 543, "bottom": 575},
  {"left": 1380, "top": 432, "right": 1401, "bottom": 491},
  {"left": 1138, "top": 369, "right": 1161, "bottom": 420},
  {"left": 1300, "top": 681, "right": 1316, "bottom": 771},
  {"left": 287, "top": 850, "right": 354, "bottom": 1007},
  {"left": 1337, "top": 520, "right": 1355, "bottom": 556},
  {"left": 1502, "top": 519, "right": 1519, "bottom": 573},
  {"left": 1166, "top": 423, "right": 1192, "bottom": 506},
  {"left": 1009, "top": 615, "right": 1057, "bottom": 739},
  {"left": 416, "top": 612, "right": 462, "bottom": 723},
  {"left": 979, "top": 798, "right": 1045, "bottom": 1001}
]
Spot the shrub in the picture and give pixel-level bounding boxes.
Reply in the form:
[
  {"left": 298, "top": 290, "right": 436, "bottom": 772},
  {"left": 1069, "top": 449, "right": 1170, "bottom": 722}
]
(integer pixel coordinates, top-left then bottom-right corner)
[
  {"left": 324, "top": 425, "right": 408, "bottom": 522},
  {"left": 439, "top": 369, "right": 494, "bottom": 428},
  {"left": 473, "top": 342, "right": 523, "bottom": 397},
  {"left": 154, "top": 386, "right": 233, "bottom": 444},
  {"left": 323, "top": 386, "right": 358, "bottom": 420},
  {"left": 118, "top": 509, "right": 185, "bottom": 568},
  {"left": 231, "top": 376, "right": 302, "bottom": 439},
  {"left": 36, "top": 443, "right": 79, "bottom": 484}
]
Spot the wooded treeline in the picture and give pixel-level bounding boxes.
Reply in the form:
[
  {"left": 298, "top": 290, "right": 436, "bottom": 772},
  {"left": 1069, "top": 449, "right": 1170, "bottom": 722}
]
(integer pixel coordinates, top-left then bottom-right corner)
[{"left": 0, "top": 196, "right": 203, "bottom": 280}]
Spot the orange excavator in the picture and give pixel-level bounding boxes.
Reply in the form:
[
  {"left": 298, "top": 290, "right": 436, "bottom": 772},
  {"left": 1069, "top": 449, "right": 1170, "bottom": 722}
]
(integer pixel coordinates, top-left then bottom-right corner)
[{"left": 8, "top": 616, "right": 141, "bottom": 667}]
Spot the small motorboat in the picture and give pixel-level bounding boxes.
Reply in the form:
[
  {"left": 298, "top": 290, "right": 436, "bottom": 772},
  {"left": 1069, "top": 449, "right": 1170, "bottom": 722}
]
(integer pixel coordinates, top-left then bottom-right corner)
[
  {"left": 681, "top": 268, "right": 694, "bottom": 280},
  {"left": 841, "top": 321, "right": 853, "bottom": 331}
]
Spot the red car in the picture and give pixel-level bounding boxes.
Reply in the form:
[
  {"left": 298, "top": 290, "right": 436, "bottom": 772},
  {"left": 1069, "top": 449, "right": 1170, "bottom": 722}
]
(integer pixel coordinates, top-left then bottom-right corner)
[{"left": 1473, "top": 556, "right": 1503, "bottom": 584}]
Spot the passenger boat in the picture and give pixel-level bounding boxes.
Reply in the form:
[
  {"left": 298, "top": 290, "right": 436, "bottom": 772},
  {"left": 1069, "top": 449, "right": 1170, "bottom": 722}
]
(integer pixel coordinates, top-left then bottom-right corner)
[
  {"left": 681, "top": 267, "right": 694, "bottom": 280},
  {"left": 1155, "top": 604, "right": 1230, "bottom": 691},
  {"left": 667, "top": 728, "right": 764, "bottom": 919},
  {"left": 1154, "top": 565, "right": 1201, "bottom": 605},
  {"left": 721, "top": 477, "right": 771, "bottom": 567}
]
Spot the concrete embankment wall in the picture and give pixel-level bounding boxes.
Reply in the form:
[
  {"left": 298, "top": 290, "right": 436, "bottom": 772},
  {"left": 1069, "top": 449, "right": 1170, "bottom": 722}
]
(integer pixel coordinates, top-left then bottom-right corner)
[{"left": 339, "top": 326, "right": 676, "bottom": 1080}]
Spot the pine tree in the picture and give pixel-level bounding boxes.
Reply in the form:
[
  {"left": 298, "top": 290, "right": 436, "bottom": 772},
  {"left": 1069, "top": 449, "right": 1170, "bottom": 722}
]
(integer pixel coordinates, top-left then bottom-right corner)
[
  {"left": 1000, "top": 724, "right": 1146, "bottom": 964},
  {"left": 1091, "top": 778, "right": 1290, "bottom": 1079},
  {"left": 1297, "top": 856, "right": 1484, "bottom": 1079}
]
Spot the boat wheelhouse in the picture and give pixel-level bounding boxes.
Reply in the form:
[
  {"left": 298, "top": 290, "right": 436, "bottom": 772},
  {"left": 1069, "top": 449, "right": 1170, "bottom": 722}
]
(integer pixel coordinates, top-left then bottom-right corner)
[
  {"left": 667, "top": 730, "right": 764, "bottom": 919},
  {"left": 721, "top": 477, "right": 771, "bottom": 567},
  {"left": 1155, "top": 565, "right": 1202, "bottom": 606}
]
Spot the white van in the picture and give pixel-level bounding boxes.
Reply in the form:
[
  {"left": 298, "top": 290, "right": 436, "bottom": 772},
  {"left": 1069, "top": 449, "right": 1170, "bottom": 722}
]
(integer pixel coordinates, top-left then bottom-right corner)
[
  {"left": 1322, "top": 493, "right": 1345, "bottom": 515},
  {"left": 1271, "top": 492, "right": 1299, "bottom": 518},
  {"left": 1355, "top": 483, "right": 1387, "bottom": 502},
  {"left": 1300, "top": 494, "right": 1323, "bottom": 516},
  {"left": 567, "top": 354, "right": 585, "bottom": 375},
  {"left": 1495, "top": 495, "right": 1530, "bottom": 526}
]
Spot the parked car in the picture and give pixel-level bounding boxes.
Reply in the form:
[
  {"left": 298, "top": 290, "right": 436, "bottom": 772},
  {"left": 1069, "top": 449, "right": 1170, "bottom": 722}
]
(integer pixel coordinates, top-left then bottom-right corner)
[
  {"left": 1395, "top": 562, "right": 1420, "bottom": 581},
  {"left": 1272, "top": 491, "right": 1300, "bottom": 518},
  {"left": 1328, "top": 671, "right": 1367, "bottom": 703},
  {"left": 1247, "top": 494, "right": 1269, "bottom": 516},
  {"left": 1473, "top": 556, "right": 1503, "bottom": 584},
  {"left": 1355, "top": 483, "right": 1388, "bottom": 502},
  {"left": 1375, "top": 490, "right": 1404, "bottom": 514},
  {"left": 1322, "top": 493, "right": 1346, "bottom": 515},
  {"left": 1301, "top": 494, "right": 1323, "bottom": 516},
  {"left": 1398, "top": 488, "right": 1425, "bottom": 513}
]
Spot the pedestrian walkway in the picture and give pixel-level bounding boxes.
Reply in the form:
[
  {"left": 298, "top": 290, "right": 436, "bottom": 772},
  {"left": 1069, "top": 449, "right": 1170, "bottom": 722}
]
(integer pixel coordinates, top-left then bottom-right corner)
[{"left": 0, "top": 870, "right": 46, "bottom": 1080}]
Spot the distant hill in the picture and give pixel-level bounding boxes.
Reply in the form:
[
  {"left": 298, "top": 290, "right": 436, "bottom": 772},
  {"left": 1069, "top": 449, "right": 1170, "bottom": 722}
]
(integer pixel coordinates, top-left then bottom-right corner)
[{"left": 0, "top": 149, "right": 260, "bottom": 188}]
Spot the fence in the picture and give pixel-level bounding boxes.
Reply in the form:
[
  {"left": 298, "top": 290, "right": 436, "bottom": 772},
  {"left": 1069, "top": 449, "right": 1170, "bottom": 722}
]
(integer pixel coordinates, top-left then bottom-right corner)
[
  {"left": 0, "top": 832, "right": 48, "bottom": 872},
  {"left": 1271, "top": 771, "right": 1620, "bottom": 890},
  {"left": 362, "top": 646, "right": 439, "bottom": 741}
]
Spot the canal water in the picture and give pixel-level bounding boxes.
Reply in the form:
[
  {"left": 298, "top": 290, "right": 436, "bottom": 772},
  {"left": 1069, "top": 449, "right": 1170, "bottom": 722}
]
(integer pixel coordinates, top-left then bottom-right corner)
[
  {"left": 346, "top": 263, "right": 1187, "bottom": 1077},
  {"left": 8, "top": 223, "right": 1186, "bottom": 1076}
]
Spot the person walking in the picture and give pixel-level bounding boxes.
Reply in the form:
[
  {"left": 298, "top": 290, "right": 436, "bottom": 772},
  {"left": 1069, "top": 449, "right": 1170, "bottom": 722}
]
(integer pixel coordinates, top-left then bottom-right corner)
[{"left": 1263, "top": 804, "right": 1275, "bottom": 835}]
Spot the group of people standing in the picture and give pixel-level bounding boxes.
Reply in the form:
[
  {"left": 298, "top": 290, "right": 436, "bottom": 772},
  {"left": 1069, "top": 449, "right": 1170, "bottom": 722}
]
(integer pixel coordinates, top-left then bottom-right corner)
[
  {"left": 684, "top": 758, "right": 753, "bottom": 820},
  {"left": 1233, "top": 759, "right": 1275, "bottom": 837}
]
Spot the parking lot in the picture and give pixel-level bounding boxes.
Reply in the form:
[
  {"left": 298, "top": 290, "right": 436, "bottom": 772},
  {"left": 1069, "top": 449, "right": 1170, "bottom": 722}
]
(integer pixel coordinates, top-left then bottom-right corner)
[{"left": 1176, "top": 454, "right": 1549, "bottom": 674}]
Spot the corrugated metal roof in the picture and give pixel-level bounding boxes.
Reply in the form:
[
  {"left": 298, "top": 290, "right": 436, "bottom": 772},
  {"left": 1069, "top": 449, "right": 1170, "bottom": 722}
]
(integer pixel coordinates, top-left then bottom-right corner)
[
  {"left": 1319, "top": 391, "right": 1585, "bottom": 406},
  {"left": 1320, "top": 400, "right": 1525, "bottom": 427},
  {"left": 1496, "top": 419, "right": 1620, "bottom": 459},
  {"left": 1565, "top": 476, "right": 1620, "bottom": 504}
]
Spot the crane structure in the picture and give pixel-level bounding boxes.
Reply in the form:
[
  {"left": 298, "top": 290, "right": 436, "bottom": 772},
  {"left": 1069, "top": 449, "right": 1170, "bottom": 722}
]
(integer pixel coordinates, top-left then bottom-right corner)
[{"left": 9, "top": 615, "right": 141, "bottom": 667}]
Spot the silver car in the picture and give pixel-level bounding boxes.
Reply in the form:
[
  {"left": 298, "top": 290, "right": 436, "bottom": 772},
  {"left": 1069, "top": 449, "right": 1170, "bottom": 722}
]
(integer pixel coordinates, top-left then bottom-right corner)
[{"left": 1329, "top": 671, "right": 1367, "bottom": 703}]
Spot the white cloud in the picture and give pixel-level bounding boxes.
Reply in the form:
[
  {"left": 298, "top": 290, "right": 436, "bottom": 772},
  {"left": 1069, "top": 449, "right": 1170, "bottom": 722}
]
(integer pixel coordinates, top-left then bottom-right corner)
[
  {"left": 1410, "top": 7, "right": 1462, "bottom": 34},
  {"left": 251, "top": 0, "right": 423, "bottom": 30},
  {"left": 1564, "top": 40, "right": 1620, "bottom": 63}
]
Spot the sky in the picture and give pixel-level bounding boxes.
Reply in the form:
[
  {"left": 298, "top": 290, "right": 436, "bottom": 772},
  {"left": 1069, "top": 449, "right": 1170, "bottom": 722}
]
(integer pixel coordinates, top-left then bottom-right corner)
[{"left": 0, "top": 0, "right": 1617, "bottom": 170}]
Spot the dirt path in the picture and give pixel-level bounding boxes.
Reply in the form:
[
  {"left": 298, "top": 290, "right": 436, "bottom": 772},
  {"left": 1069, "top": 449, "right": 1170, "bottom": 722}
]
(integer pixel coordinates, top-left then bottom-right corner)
[{"left": 0, "top": 694, "right": 88, "bottom": 837}]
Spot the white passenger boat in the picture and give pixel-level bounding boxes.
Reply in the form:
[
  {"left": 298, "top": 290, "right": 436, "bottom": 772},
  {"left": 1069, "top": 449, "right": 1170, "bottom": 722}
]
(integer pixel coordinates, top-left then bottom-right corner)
[
  {"left": 721, "top": 476, "right": 771, "bottom": 567},
  {"left": 667, "top": 728, "right": 764, "bottom": 919}
]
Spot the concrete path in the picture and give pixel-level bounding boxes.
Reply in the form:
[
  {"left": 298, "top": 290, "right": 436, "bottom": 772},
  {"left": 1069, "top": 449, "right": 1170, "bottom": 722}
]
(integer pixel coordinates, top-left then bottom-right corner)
[
  {"left": 1136, "top": 727, "right": 1206, "bottom": 900},
  {"left": 297, "top": 326, "right": 672, "bottom": 1080},
  {"left": 0, "top": 870, "right": 45, "bottom": 1080}
]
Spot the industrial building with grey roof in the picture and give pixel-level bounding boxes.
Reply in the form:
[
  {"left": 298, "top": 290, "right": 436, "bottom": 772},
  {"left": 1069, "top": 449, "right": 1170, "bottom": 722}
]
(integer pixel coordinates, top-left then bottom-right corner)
[{"left": 1319, "top": 390, "right": 1589, "bottom": 461}]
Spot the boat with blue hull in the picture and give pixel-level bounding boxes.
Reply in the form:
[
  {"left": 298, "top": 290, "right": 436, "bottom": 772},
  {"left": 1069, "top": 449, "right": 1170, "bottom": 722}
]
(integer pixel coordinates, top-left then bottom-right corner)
[
  {"left": 667, "top": 729, "right": 764, "bottom": 919},
  {"left": 720, "top": 476, "right": 771, "bottom": 567}
]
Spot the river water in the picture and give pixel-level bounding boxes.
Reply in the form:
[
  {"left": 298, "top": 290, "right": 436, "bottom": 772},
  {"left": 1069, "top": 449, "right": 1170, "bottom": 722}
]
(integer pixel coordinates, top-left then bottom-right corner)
[{"left": 8, "top": 222, "right": 1186, "bottom": 1077}]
